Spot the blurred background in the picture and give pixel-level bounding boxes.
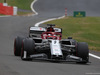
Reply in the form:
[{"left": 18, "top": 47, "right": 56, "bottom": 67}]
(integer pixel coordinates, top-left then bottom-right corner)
[{"left": 0, "top": 0, "right": 34, "bottom": 15}]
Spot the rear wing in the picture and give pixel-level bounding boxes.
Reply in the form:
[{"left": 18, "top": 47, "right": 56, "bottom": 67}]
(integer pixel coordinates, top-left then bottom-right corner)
[
  {"left": 29, "top": 26, "right": 62, "bottom": 38},
  {"left": 29, "top": 27, "right": 46, "bottom": 37},
  {"left": 47, "top": 24, "right": 62, "bottom": 33},
  {"left": 54, "top": 28, "right": 62, "bottom": 33}
]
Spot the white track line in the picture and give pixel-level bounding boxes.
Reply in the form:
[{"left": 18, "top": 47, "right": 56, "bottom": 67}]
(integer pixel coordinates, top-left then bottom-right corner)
[
  {"left": 35, "top": 16, "right": 65, "bottom": 27},
  {"left": 31, "top": 0, "right": 100, "bottom": 60},
  {"left": 89, "top": 53, "right": 100, "bottom": 60},
  {"left": 31, "top": 0, "right": 38, "bottom": 16}
]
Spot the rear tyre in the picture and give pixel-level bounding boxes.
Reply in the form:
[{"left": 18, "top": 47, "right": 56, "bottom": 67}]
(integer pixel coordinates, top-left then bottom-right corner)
[
  {"left": 21, "top": 38, "right": 35, "bottom": 61},
  {"left": 14, "top": 36, "right": 24, "bottom": 56},
  {"left": 77, "top": 42, "right": 89, "bottom": 64}
]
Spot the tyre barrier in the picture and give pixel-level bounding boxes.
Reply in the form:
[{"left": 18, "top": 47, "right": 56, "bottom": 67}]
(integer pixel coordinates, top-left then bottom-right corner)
[{"left": 0, "top": 3, "right": 17, "bottom": 15}]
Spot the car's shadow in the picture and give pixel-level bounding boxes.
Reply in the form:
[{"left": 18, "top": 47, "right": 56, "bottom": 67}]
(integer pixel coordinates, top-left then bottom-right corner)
[
  {"left": 12, "top": 55, "right": 91, "bottom": 65},
  {"left": 27, "top": 59, "right": 91, "bottom": 66}
]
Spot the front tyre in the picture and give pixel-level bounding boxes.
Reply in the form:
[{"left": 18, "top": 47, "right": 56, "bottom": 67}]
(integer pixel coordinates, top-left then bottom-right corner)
[
  {"left": 77, "top": 42, "right": 89, "bottom": 64},
  {"left": 21, "top": 38, "right": 35, "bottom": 61},
  {"left": 14, "top": 36, "right": 24, "bottom": 56}
]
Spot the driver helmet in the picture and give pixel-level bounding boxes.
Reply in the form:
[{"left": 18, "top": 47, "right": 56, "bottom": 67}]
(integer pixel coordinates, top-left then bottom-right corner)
[
  {"left": 54, "top": 34, "right": 56, "bottom": 36},
  {"left": 47, "top": 34, "right": 53, "bottom": 39},
  {"left": 48, "top": 34, "right": 51, "bottom": 36}
]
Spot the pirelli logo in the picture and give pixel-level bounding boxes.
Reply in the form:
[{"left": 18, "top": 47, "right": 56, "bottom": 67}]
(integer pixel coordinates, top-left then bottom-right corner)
[{"left": 74, "top": 11, "right": 86, "bottom": 17}]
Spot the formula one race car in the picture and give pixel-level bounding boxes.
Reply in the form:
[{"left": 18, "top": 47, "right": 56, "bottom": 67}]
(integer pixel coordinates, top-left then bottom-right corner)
[{"left": 14, "top": 24, "right": 89, "bottom": 64}]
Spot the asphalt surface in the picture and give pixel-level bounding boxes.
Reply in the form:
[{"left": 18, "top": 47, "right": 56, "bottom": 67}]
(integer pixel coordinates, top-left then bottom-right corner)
[{"left": 0, "top": 0, "right": 100, "bottom": 75}]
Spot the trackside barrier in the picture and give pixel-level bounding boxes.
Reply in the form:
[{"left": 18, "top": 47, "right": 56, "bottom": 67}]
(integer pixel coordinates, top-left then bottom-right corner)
[
  {"left": 0, "top": 3, "right": 3, "bottom": 6},
  {"left": 13, "top": 6, "right": 17, "bottom": 15},
  {"left": 0, "top": 6, "right": 13, "bottom": 15},
  {"left": 0, "top": 3, "right": 17, "bottom": 15}
]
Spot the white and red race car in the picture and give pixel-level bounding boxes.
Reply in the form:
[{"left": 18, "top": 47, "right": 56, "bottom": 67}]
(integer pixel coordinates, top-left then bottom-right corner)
[{"left": 14, "top": 24, "right": 89, "bottom": 64}]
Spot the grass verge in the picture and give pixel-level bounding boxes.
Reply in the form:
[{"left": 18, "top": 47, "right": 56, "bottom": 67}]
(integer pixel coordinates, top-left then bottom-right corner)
[
  {"left": 0, "top": 14, "right": 6, "bottom": 16},
  {"left": 44, "top": 16, "right": 100, "bottom": 51}
]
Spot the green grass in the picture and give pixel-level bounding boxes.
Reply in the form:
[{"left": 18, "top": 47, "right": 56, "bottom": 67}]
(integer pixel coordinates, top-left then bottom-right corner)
[
  {"left": 17, "top": 12, "right": 33, "bottom": 16},
  {"left": 44, "top": 17, "right": 100, "bottom": 51},
  {"left": 0, "top": 0, "right": 34, "bottom": 15},
  {"left": 0, "top": 14, "right": 6, "bottom": 16}
]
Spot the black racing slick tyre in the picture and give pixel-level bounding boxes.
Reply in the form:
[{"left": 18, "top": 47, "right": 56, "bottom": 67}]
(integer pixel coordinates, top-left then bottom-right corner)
[
  {"left": 21, "top": 38, "right": 35, "bottom": 60},
  {"left": 77, "top": 42, "right": 89, "bottom": 64},
  {"left": 14, "top": 36, "right": 24, "bottom": 56}
]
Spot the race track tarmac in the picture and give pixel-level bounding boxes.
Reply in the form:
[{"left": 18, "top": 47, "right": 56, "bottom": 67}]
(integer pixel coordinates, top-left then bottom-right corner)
[{"left": 0, "top": 0, "right": 100, "bottom": 75}]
